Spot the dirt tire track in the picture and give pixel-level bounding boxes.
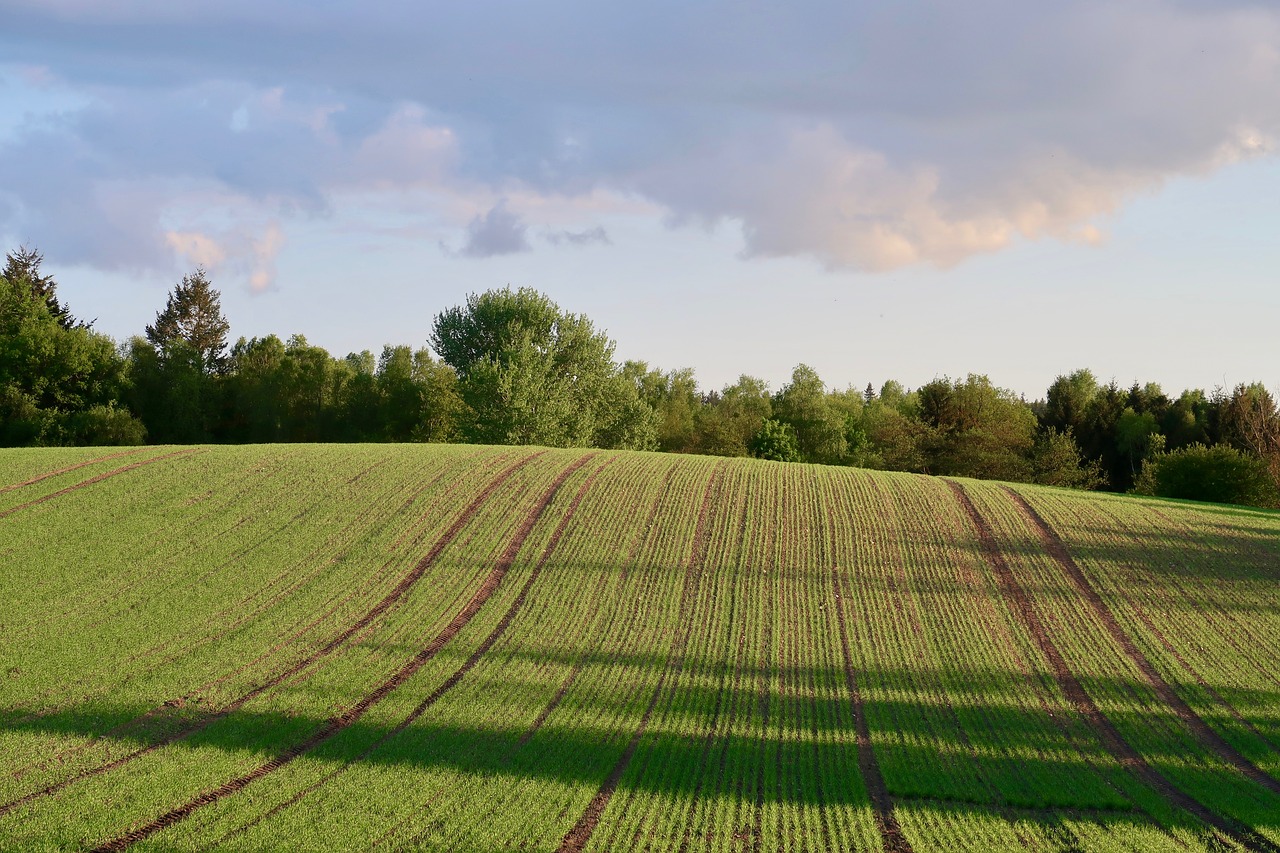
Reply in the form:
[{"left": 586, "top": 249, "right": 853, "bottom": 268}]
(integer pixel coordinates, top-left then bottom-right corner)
[
  {"left": 16, "top": 462, "right": 418, "bottom": 755},
  {"left": 211, "top": 453, "right": 610, "bottom": 846},
  {"left": 1131, "top": 604, "right": 1280, "bottom": 756},
  {"left": 1003, "top": 486, "right": 1280, "bottom": 798},
  {"left": 0, "top": 449, "right": 201, "bottom": 519},
  {"left": 0, "top": 449, "right": 148, "bottom": 493},
  {"left": 830, "top": 563, "right": 914, "bottom": 853},
  {"left": 10, "top": 456, "right": 496, "bottom": 782},
  {"left": 90, "top": 451, "right": 588, "bottom": 852},
  {"left": 557, "top": 461, "right": 726, "bottom": 853},
  {"left": 370, "top": 459, "right": 680, "bottom": 852},
  {"left": 948, "top": 480, "right": 1277, "bottom": 853},
  {"left": 513, "top": 465, "right": 674, "bottom": 752},
  {"left": 0, "top": 451, "right": 545, "bottom": 820}
]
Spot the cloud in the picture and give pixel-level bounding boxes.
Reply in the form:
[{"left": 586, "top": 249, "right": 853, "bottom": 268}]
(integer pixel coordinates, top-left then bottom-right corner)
[
  {"left": 165, "top": 229, "right": 227, "bottom": 268},
  {"left": 161, "top": 220, "right": 285, "bottom": 293},
  {"left": 544, "top": 226, "right": 610, "bottom": 247},
  {"left": 456, "top": 202, "right": 531, "bottom": 258},
  {"left": 1, "top": 1, "right": 1279, "bottom": 274}
]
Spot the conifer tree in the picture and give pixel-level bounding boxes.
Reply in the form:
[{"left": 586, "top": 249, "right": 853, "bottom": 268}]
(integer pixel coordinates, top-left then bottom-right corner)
[
  {"left": 3, "top": 245, "right": 80, "bottom": 329},
  {"left": 145, "top": 268, "right": 231, "bottom": 375}
]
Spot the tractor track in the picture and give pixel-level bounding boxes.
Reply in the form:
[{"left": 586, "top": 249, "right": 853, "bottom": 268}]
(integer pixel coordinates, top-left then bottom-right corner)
[
  {"left": 557, "top": 461, "right": 726, "bottom": 853},
  {"left": 1003, "top": 486, "right": 1280, "bottom": 798},
  {"left": 0, "top": 449, "right": 148, "bottom": 493},
  {"left": 211, "top": 453, "right": 610, "bottom": 846},
  {"left": 91, "top": 451, "right": 591, "bottom": 851},
  {"left": 949, "top": 481, "right": 1277, "bottom": 853},
  {"left": 0, "top": 449, "right": 201, "bottom": 519},
  {"left": 0, "top": 451, "right": 545, "bottom": 820}
]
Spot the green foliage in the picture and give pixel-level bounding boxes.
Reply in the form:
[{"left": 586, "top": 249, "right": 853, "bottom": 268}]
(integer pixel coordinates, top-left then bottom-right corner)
[
  {"left": 772, "top": 364, "right": 847, "bottom": 464},
  {"left": 749, "top": 417, "right": 800, "bottom": 462},
  {"left": 0, "top": 272, "right": 135, "bottom": 446},
  {"left": 1115, "top": 407, "right": 1165, "bottom": 480},
  {"left": 1134, "top": 442, "right": 1279, "bottom": 508},
  {"left": 1031, "top": 428, "right": 1105, "bottom": 490},
  {"left": 694, "top": 374, "right": 772, "bottom": 458},
  {"left": 3, "top": 245, "right": 79, "bottom": 329},
  {"left": 1043, "top": 369, "right": 1098, "bottom": 435},
  {"left": 431, "top": 287, "right": 653, "bottom": 449},
  {"left": 127, "top": 336, "right": 214, "bottom": 443},
  {"left": 625, "top": 362, "right": 699, "bottom": 452},
  {"left": 145, "top": 268, "right": 231, "bottom": 376},
  {"left": 915, "top": 374, "right": 1036, "bottom": 481}
]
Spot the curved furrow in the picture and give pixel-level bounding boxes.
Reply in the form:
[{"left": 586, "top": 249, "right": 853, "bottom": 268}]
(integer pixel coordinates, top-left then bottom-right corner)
[
  {"left": 8, "top": 452, "right": 500, "bottom": 781},
  {"left": 0, "top": 449, "right": 201, "bottom": 519},
  {"left": 556, "top": 460, "right": 727, "bottom": 853},
  {"left": 210, "top": 454, "right": 613, "bottom": 844},
  {"left": 950, "top": 480, "right": 1277, "bottom": 853},
  {"left": 0, "top": 451, "right": 545, "bottom": 819},
  {"left": 0, "top": 449, "right": 148, "bottom": 493},
  {"left": 1004, "top": 485, "right": 1280, "bottom": 797},
  {"left": 90, "top": 451, "right": 593, "bottom": 851}
]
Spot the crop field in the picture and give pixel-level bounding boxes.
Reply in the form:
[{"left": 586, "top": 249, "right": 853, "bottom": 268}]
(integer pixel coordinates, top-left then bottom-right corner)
[{"left": 1, "top": 444, "right": 1278, "bottom": 852}]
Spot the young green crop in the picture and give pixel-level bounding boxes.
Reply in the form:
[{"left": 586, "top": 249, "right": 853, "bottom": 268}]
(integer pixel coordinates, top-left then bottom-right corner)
[{"left": 2, "top": 446, "right": 1277, "bottom": 852}]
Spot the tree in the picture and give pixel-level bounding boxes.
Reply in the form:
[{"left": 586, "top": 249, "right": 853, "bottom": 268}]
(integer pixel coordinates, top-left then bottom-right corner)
[
  {"left": 1115, "top": 407, "right": 1165, "bottom": 480},
  {"left": 1, "top": 271, "right": 138, "bottom": 446},
  {"left": 430, "top": 287, "right": 654, "bottom": 449},
  {"left": 749, "top": 418, "right": 800, "bottom": 462},
  {"left": 624, "top": 362, "right": 700, "bottom": 452},
  {"left": 1134, "top": 443, "right": 1278, "bottom": 508},
  {"left": 772, "top": 364, "right": 847, "bottom": 464},
  {"left": 695, "top": 375, "right": 772, "bottom": 458},
  {"left": 1031, "top": 428, "right": 1105, "bottom": 489},
  {"left": 145, "top": 268, "right": 231, "bottom": 376},
  {"left": 224, "top": 335, "right": 289, "bottom": 441},
  {"left": 1043, "top": 369, "right": 1098, "bottom": 435},
  {"left": 3, "top": 245, "right": 80, "bottom": 329},
  {"left": 1221, "top": 383, "right": 1280, "bottom": 490},
  {"left": 915, "top": 374, "right": 1036, "bottom": 481}
]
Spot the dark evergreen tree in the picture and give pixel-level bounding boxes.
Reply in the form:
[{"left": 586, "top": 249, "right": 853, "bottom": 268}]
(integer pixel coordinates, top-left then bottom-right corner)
[{"left": 3, "top": 245, "right": 81, "bottom": 329}]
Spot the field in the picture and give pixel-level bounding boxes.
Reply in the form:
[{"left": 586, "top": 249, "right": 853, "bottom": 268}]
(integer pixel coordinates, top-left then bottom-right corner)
[{"left": 1, "top": 444, "right": 1278, "bottom": 852}]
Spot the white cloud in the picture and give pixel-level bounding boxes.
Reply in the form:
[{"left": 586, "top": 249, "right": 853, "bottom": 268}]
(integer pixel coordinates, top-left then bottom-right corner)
[
  {"left": 165, "top": 229, "right": 226, "bottom": 268},
  {"left": 1, "top": 1, "right": 1279, "bottom": 275}
]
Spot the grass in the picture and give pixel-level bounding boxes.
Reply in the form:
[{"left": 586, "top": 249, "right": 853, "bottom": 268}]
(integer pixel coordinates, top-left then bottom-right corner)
[{"left": 1, "top": 444, "right": 1277, "bottom": 852}]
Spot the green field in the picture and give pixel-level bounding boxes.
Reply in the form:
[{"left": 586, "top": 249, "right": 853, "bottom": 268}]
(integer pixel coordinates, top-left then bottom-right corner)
[{"left": 1, "top": 444, "right": 1277, "bottom": 852}]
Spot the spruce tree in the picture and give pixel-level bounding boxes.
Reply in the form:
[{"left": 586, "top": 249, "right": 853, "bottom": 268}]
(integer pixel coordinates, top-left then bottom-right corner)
[
  {"left": 3, "top": 245, "right": 80, "bottom": 329},
  {"left": 145, "top": 268, "right": 231, "bottom": 375}
]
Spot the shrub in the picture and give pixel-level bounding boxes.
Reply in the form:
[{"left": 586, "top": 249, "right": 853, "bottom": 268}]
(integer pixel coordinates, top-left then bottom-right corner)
[{"left": 1133, "top": 443, "right": 1278, "bottom": 508}]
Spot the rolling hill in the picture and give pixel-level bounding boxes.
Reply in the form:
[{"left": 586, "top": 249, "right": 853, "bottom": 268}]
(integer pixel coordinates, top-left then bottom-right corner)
[{"left": 1, "top": 444, "right": 1277, "bottom": 852}]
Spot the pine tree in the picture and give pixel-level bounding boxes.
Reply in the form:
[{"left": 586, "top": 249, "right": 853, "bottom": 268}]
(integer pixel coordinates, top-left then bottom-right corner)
[
  {"left": 145, "top": 268, "right": 231, "bottom": 375},
  {"left": 3, "top": 245, "right": 81, "bottom": 329}
]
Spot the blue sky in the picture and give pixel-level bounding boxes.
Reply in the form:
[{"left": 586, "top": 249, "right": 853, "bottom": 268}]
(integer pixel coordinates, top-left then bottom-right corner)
[{"left": 2, "top": 1, "right": 1277, "bottom": 397}]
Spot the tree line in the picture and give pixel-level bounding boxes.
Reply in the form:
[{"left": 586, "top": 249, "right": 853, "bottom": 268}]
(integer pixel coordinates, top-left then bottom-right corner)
[{"left": 3, "top": 246, "right": 1277, "bottom": 507}]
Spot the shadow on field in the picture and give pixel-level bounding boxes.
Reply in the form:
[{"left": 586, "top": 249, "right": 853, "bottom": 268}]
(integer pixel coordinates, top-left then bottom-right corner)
[
  {"left": 4, "top": 466, "right": 1280, "bottom": 848},
  {"left": 3, "top": 657, "right": 1278, "bottom": 820}
]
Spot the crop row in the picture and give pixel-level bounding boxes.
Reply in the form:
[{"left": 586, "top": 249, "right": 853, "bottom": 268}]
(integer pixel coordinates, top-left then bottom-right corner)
[{"left": 3, "top": 446, "right": 1278, "bottom": 850}]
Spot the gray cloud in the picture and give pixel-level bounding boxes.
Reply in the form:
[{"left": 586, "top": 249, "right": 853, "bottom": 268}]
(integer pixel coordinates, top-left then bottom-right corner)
[
  {"left": 545, "top": 226, "right": 610, "bottom": 247},
  {"left": 1, "top": 1, "right": 1279, "bottom": 274},
  {"left": 457, "top": 203, "right": 531, "bottom": 258}
]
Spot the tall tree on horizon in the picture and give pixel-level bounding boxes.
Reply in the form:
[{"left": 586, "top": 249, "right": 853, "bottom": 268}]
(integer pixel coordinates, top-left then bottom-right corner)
[{"left": 145, "top": 268, "right": 231, "bottom": 376}]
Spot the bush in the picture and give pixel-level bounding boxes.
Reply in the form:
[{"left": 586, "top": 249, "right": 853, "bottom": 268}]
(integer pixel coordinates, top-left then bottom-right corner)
[
  {"left": 1133, "top": 443, "right": 1278, "bottom": 508},
  {"left": 749, "top": 418, "right": 800, "bottom": 463},
  {"left": 64, "top": 405, "right": 148, "bottom": 446}
]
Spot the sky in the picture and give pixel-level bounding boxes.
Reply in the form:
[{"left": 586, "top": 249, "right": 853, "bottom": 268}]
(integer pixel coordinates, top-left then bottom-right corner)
[{"left": 1, "top": 0, "right": 1278, "bottom": 399}]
